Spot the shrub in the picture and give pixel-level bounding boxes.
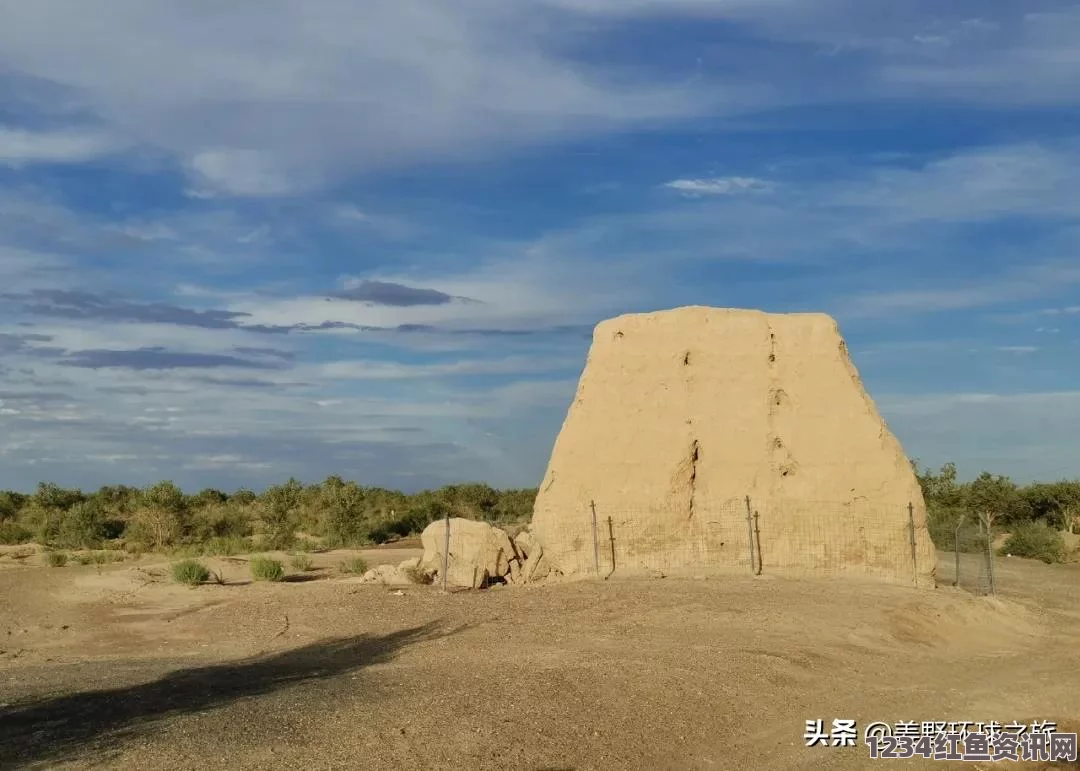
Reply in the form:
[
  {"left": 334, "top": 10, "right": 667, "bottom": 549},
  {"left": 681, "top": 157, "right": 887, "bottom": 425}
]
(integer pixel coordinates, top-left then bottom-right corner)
[
  {"left": 338, "top": 557, "right": 368, "bottom": 575},
  {"left": 250, "top": 556, "right": 285, "bottom": 582},
  {"left": 204, "top": 535, "right": 251, "bottom": 557},
  {"left": 1001, "top": 523, "right": 1066, "bottom": 564},
  {"left": 91, "top": 551, "right": 125, "bottom": 564},
  {"left": 125, "top": 508, "right": 184, "bottom": 551},
  {"left": 290, "top": 554, "right": 314, "bottom": 572},
  {"left": 0, "top": 520, "right": 33, "bottom": 545},
  {"left": 172, "top": 559, "right": 210, "bottom": 586},
  {"left": 46, "top": 551, "right": 68, "bottom": 567},
  {"left": 189, "top": 506, "right": 253, "bottom": 543},
  {"left": 57, "top": 501, "right": 108, "bottom": 549}
]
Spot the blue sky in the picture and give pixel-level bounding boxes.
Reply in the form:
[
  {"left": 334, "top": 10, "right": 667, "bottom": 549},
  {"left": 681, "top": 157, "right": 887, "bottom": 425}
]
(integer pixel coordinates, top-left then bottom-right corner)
[{"left": 1, "top": 0, "right": 1079, "bottom": 493}]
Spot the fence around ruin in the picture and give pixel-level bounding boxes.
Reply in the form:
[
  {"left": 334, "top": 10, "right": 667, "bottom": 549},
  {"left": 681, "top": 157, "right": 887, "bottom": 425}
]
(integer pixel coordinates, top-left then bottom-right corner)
[
  {"left": 534, "top": 496, "right": 996, "bottom": 594},
  {"left": 937, "top": 513, "right": 998, "bottom": 596}
]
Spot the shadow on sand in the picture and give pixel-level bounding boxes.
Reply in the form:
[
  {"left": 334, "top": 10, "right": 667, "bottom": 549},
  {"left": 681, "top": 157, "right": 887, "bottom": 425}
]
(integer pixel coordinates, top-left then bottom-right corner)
[{"left": 0, "top": 622, "right": 458, "bottom": 768}]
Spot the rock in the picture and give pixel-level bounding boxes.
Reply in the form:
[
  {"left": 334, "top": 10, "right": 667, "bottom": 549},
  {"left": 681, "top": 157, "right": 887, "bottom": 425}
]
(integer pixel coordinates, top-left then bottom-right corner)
[
  {"left": 360, "top": 563, "right": 415, "bottom": 587},
  {"left": 396, "top": 556, "right": 433, "bottom": 583},
  {"left": 419, "top": 518, "right": 517, "bottom": 589},
  {"left": 529, "top": 306, "right": 936, "bottom": 588},
  {"left": 521, "top": 548, "right": 551, "bottom": 582},
  {"left": 507, "top": 557, "right": 522, "bottom": 584},
  {"left": 513, "top": 530, "right": 537, "bottom": 560}
]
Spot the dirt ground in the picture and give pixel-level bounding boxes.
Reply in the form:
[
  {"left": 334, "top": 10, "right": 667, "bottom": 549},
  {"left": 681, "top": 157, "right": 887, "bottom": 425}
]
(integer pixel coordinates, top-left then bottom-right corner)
[{"left": 1, "top": 546, "right": 1078, "bottom": 770}]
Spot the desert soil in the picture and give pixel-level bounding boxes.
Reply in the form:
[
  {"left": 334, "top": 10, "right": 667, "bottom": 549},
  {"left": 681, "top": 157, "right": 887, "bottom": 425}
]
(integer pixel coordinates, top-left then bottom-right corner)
[{"left": 1, "top": 546, "right": 1078, "bottom": 770}]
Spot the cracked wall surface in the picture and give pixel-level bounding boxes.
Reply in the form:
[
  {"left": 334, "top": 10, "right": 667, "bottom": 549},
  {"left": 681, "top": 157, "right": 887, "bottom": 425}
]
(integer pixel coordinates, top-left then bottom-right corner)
[{"left": 530, "top": 306, "right": 936, "bottom": 588}]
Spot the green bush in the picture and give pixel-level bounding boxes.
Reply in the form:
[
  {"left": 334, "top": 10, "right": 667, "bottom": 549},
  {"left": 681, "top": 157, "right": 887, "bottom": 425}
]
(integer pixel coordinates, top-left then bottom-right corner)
[
  {"left": 250, "top": 556, "right": 285, "bottom": 582},
  {"left": 57, "top": 501, "right": 108, "bottom": 549},
  {"left": 290, "top": 554, "right": 314, "bottom": 572},
  {"left": 204, "top": 535, "right": 251, "bottom": 556},
  {"left": 0, "top": 520, "right": 33, "bottom": 545},
  {"left": 171, "top": 559, "right": 210, "bottom": 586},
  {"left": 46, "top": 551, "right": 68, "bottom": 567},
  {"left": 1001, "top": 523, "right": 1066, "bottom": 564},
  {"left": 338, "top": 557, "right": 368, "bottom": 575}
]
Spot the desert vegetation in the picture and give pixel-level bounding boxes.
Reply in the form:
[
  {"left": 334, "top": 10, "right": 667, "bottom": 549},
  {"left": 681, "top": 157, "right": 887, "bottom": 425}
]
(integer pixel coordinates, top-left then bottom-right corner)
[
  {"left": 1, "top": 465, "right": 1077, "bottom": 565},
  {"left": 249, "top": 556, "right": 286, "bottom": 582},
  {"left": 171, "top": 559, "right": 211, "bottom": 587},
  {"left": 0, "top": 478, "right": 536, "bottom": 556},
  {"left": 915, "top": 461, "right": 1080, "bottom": 562}
]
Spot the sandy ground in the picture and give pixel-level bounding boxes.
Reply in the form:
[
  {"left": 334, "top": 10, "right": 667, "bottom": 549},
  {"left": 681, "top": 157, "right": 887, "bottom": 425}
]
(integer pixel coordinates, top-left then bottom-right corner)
[{"left": 1, "top": 546, "right": 1079, "bottom": 770}]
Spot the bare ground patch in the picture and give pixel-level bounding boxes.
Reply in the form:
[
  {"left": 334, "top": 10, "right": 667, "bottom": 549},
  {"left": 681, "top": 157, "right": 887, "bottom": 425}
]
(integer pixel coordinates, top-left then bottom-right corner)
[{"left": 1, "top": 550, "right": 1078, "bottom": 770}]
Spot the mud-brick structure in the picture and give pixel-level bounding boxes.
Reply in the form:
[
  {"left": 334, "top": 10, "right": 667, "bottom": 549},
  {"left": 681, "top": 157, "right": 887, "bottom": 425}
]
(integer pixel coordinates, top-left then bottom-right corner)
[{"left": 530, "top": 307, "right": 936, "bottom": 588}]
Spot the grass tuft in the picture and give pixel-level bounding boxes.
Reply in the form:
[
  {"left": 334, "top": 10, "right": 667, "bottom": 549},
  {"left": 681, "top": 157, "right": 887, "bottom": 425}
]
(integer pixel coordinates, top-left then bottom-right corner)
[
  {"left": 46, "top": 551, "right": 68, "bottom": 567},
  {"left": 171, "top": 559, "right": 211, "bottom": 586},
  {"left": 250, "top": 556, "right": 285, "bottom": 582},
  {"left": 290, "top": 554, "right": 314, "bottom": 572},
  {"left": 338, "top": 556, "right": 368, "bottom": 575}
]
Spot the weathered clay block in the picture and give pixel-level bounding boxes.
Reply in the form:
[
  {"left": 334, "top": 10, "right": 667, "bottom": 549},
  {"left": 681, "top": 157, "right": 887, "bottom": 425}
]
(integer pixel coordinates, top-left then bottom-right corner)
[
  {"left": 420, "top": 517, "right": 517, "bottom": 589},
  {"left": 530, "top": 306, "right": 936, "bottom": 588},
  {"left": 359, "top": 563, "right": 415, "bottom": 586},
  {"left": 513, "top": 529, "right": 537, "bottom": 560}
]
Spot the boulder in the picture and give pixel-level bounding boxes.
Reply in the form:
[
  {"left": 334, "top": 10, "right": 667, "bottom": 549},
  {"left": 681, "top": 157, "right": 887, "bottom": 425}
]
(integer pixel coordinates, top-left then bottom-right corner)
[
  {"left": 420, "top": 517, "right": 517, "bottom": 589},
  {"left": 513, "top": 529, "right": 537, "bottom": 560},
  {"left": 530, "top": 306, "right": 936, "bottom": 588},
  {"left": 359, "top": 563, "right": 415, "bottom": 586},
  {"left": 521, "top": 548, "right": 551, "bottom": 582}
]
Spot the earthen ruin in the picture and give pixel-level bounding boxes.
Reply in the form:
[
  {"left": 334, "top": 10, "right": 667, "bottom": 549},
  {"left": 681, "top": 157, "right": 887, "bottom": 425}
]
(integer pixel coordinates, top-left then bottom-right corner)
[{"left": 529, "top": 306, "right": 936, "bottom": 588}]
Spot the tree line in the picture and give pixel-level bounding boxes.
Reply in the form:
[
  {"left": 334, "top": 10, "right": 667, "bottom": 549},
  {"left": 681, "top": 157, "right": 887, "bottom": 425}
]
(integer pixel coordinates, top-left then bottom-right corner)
[
  {"left": 1, "top": 463, "right": 1077, "bottom": 559},
  {"left": 0, "top": 477, "right": 537, "bottom": 554},
  {"left": 914, "top": 461, "right": 1079, "bottom": 562}
]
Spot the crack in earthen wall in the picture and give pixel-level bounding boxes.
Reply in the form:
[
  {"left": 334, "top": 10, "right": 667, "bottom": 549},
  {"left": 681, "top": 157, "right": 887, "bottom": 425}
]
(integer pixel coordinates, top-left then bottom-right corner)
[
  {"left": 688, "top": 439, "right": 699, "bottom": 519},
  {"left": 681, "top": 346, "right": 698, "bottom": 520},
  {"left": 766, "top": 322, "right": 780, "bottom": 492}
]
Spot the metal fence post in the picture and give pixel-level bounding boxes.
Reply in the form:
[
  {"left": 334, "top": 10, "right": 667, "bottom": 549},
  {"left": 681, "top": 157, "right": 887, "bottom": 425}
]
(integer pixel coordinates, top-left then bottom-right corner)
[
  {"left": 980, "top": 512, "right": 997, "bottom": 596},
  {"left": 590, "top": 500, "right": 600, "bottom": 576},
  {"left": 605, "top": 516, "right": 616, "bottom": 580},
  {"left": 442, "top": 512, "right": 450, "bottom": 592},
  {"left": 953, "top": 515, "right": 964, "bottom": 587},
  {"left": 907, "top": 502, "right": 917, "bottom": 587},
  {"left": 753, "top": 510, "right": 763, "bottom": 575},
  {"left": 744, "top": 495, "right": 756, "bottom": 573}
]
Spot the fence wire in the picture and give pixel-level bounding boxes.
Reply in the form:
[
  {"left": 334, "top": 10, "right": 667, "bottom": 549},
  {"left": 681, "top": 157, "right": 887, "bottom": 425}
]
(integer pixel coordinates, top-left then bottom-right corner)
[
  {"left": 535, "top": 496, "right": 985, "bottom": 591},
  {"left": 941, "top": 514, "right": 997, "bottom": 596}
]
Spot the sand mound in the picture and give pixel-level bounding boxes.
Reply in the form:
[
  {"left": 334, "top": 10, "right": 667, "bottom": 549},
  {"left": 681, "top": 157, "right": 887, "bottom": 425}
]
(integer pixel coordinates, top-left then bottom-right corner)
[{"left": 531, "top": 306, "right": 936, "bottom": 587}]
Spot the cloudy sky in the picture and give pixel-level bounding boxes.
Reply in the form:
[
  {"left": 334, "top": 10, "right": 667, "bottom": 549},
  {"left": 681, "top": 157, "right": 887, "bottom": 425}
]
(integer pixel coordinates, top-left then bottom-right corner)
[{"left": 1, "top": 0, "right": 1079, "bottom": 493}]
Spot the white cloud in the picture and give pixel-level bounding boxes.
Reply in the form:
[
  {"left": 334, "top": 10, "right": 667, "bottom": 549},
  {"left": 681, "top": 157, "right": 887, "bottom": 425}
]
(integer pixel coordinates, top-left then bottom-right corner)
[
  {"left": 187, "top": 149, "right": 294, "bottom": 198},
  {"left": 0, "top": 0, "right": 707, "bottom": 195},
  {"left": 829, "top": 142, "right": 1080, "bottom": 224},
  {"left": 0, "top": 0, "right": 1075, "bottom": 195},
  {"left": 882, "top": 7, "right": 1080, "bottom": 105},
  {"left": 0, "top": 127, "right": 120, "bottom": 166},
  {"left": 663, "top": 176, "right": 771, "bottom": 197},
  {"left": 880, "top": 390, "right": 1080, "bottom": 482},
  {"left": 838, "top": 260, "right": 1080, "bottom": 318},
  {"left": 319, "top": 355, "right": 578, "bottom": 381}
]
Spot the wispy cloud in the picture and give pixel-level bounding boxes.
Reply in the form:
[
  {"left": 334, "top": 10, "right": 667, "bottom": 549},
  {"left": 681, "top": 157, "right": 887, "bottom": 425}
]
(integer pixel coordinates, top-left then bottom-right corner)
[
  {"left": 838, "top": 260, "right": 1080, "bottom": 319},
  {"left": 0, "top": 127, "right": 121, "bottom": 166},
  {"left": 334, "top": 280, "right": 473, "bottom": 307},
  {"left": 663, "top": 176, "right": 772, "bottom": 197},
  {"left": 58, "top": 347, "right": 287, "bottom": 371}
]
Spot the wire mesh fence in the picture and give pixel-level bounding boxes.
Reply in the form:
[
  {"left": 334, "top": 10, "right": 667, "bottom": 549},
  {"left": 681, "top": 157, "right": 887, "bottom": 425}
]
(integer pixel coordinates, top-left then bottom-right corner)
[
  {"left": 535, "top": 494, "right": 941, "bottom": 587},
  {"left": 939, "top": 513, "right": 997, "bottom": 596},
  {"left": 535, "top": 496, "right": 989, "bottom": 592}
]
